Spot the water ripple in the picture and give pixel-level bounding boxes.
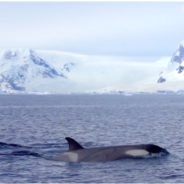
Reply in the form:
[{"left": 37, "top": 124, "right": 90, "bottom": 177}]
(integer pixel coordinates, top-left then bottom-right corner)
[{"left": 0, "top": 94, "right": 184, "bottom": 182}]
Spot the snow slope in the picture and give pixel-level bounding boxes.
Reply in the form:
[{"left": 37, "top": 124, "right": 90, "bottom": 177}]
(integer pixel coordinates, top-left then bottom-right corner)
[
  {"left": 0, "top": 48, "right": 172, "bottom": 94},
  {"left": 0, "top": 49, "right": 79, "bottom": 93},
  {"left": 157, "top": 41, "right": 184, "bottom": 92}
]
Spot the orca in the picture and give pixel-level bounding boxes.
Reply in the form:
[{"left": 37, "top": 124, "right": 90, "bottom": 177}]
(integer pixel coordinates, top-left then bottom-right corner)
[{"left": 53, "top": 137, "right": 169, "bottom": 162}]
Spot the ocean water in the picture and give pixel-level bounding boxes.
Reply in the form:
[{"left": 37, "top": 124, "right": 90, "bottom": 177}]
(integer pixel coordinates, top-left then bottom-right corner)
[{"left": 0, "top": 94, "right": 184, "bottom": 183}]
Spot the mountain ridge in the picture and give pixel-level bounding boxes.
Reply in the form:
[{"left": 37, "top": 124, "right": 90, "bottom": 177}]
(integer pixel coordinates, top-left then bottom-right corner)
[
  {"left": 1, "top": 44, "right": 184, "bottom": 94},
  {"left": 0, "top": 48, "right": 76, "bottom": 93},
  {"left": 157, "top": 41, "right": 184, "bottom": 90}
]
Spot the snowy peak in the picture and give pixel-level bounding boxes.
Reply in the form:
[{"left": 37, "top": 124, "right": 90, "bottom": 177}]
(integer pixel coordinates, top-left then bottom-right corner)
[
  {"left": 1, "top": 49, "right": 64, "bottom": 78},
  {"left": 2, "top": 48, "right": 32, "bottom": 60},
  {"left": 171, "top": 41, "right": 184, "bottom": 64},
  {"left": 0, "top": 49, "right": 74, "bottom": 93},
  {"left": 27, "top": 49, "right": 65, "bottom": 78},
  {"left": 157, "top": 40, "right": 184, "bottom": 91}
]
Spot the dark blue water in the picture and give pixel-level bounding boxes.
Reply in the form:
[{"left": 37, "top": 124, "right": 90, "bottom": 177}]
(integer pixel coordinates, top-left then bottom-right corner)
[{"left": 0, "top": 94, "right": 184, "bottom": 183}]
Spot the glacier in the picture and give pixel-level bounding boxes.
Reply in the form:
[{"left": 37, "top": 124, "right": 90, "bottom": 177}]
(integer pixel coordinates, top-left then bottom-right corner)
[{"left": 0, "top": 46, "right": 182, "bottom": 94}]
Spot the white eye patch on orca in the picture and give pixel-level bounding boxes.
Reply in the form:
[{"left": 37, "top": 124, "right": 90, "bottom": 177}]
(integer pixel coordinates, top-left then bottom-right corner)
[{"left": 125, "top": 149, "right": 149, "bottom": 157}]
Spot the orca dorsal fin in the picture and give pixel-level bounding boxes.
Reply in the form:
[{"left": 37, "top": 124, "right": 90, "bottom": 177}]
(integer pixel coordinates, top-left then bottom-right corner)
[{"left": 65, "top": 137, "right": 84, "bottom": 151}]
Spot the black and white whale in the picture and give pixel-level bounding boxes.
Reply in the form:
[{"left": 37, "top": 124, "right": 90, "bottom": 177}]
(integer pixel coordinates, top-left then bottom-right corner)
[{"left": 53, "top": 137, "right": 169, "bottom": 162}]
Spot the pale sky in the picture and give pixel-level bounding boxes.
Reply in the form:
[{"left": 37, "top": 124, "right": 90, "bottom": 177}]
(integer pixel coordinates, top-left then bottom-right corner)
[{"left": 0, "top": 2, "right": 184, "bottom": 56}]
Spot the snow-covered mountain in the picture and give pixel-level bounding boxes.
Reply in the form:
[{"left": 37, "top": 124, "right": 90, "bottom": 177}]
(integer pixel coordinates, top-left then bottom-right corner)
[
  {"left": 0, "top": 49, "right": 164, "bottom": 94},
  {"left": 0, "top": 46, "right": 182, "bottom": 94},
  {"left": 0, "top": 49, "right": 77, "bottom": 93},
  {"left": 157, "top": 41, "right": 184, "bottom": 92}
]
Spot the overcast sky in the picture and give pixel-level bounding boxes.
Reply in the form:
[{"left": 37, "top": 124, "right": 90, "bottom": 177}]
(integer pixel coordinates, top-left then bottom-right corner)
[{"left": 0, "top": 2, "right": 184, "bottom": 56}]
